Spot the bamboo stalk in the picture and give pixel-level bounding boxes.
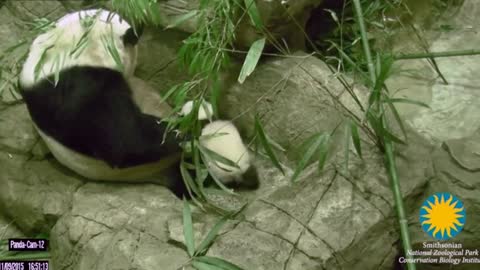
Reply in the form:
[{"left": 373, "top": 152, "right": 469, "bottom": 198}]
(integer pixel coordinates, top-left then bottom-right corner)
[
  {"left": 395, "top": 49, "right": 480, "bottom": 60},
  {"left": 352, "top": 1, "right": 416, "bottom": 269},
  {"left": 352, "top": 0, "right": 375, "bottom": 86}
]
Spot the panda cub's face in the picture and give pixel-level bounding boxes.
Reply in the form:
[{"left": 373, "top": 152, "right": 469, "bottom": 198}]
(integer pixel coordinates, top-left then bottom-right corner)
[
  {"left": 20, "top": 9, "right": 139, "bottom": 88},
  {"left": 200, "top": 120, "right": 259, "bottom": 188}
]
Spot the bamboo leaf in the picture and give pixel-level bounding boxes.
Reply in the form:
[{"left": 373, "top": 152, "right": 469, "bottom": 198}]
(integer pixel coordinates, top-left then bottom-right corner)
[
  {"left": 0, "top": 41, "right": 27, "bottom": 61},
  {"left": 166, "top": 10, "right": 199, "bottom": 29},
  {"left": 51, "top": 51, "right": 67, "bottom": 86},
  {"left": 192, "top": 261, "right": 224, "bottom": 270},
  {"left": 350, "top": 120, "right": 362, "bottom": 158},
  {"left": 386, "top": 101, "right": 408, "bottom": 141},
  {"left": 198, "top": 146, "right": 236, "bottom": 195},
  {"left": 112, "top": 0, "right": 162, "bottom": 26},
  {"left": 70, "top": 27, "right": 91, "bottom": 58},
  {"left": 324, "top": 9, "right": 339, "bottom": 25},
  {"left": 174, "top": 84, "right": 188, "bottom": 106},
  {"left": 366, "top": 111, "right": 405, "bottom": 145},
  {"left": 201, "top": 51, "right": 214, "bottom": 73},
  {"left": 182, "top": 154, "right": 208, "bottom": 209},
  {"left": 196, "top": 256, "right": 245, "bottom": 270},
  {"left": 199, "top": 0, "right": 210, "bottom": 9},
  {"left": 263, "top": 132, "right": 286, "bottom": 152},
  {"left": 343, "top": 124, "right": 350, "bottom": 173},
  {"left": 375, "top": 52, "right": 381, "bottom": 78},
  {"left": 368, "top": 86, "right": 380, "bottom": 107},
  {"left": 375, "top": 55, "right": 394, "bottom": 87},
  {"left": 317, "top": 135, "right": 330, "bottom": 172},
  {"left": 381, "top": 125, "right": 405, "bottom": 145},
  {"left": 180, "top": 160, "right": 201, "bottom": 199},
  {"left": 192, "top": 141, "right": 208, "bottom": 200},
  {"left": 183, "top": 199, "right": 195, "bottom": 257},
  {"left": 385, "top": 98, "right": 430, "bottom": 109},
  {"left": 210, "top": 79, "right": 221, "bottom": 118},
  {"left": 205, "top": 167, "right": 236, "bottom": 195},
  {"left": 52, "top": 55, "right": 61, "bottom": 86},
  {"left": 101, "top": 33, "right": 124, "bottom": 72},
  {"left": 0, "top": 80, "right": 9, "bottom": 97},
  {"left": 369, "top": 55, "right": 394, "bottom": 106},
  {"left": 194, "top": 216, "right": 229, "bottom": 256},
  {"left": 221, "top": 52, "right": 231, "bottom": 68},
  {"left": 178, "top": 44, "right": 190, "bottom": 67},
  {"left": 198, "top": 143, "right": 241, "bottom": 170},
  {"left": 291, "top": 133, "right": 328, "bottom": 182},
  {"left": 238, "top": 38, "right": 265, "bottom": 84},
  {"left": 254, "top": 116, "right": 284, "bottom": 175},
  {"left": 34, "top": 44, "right": 54, "bottom": 82},
  {"left": 200, "top": 132, "right": 229, "bottom": 140},
  {"left": 243, "top": 0, "right": 263, "bottom": 28},
  {"left": 189, "top": 51, "right": 203, "bottom": 74},
  {"left": 160, "top": 84, "right": 180, "bottom": 103}
]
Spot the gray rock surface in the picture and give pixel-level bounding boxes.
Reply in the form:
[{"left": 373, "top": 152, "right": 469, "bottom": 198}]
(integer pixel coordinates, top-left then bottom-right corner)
[
  {"left": 0, "top": 104, "right": 39, "bottom": 154},
  {"left": 0, "top": 215, "right": 25, "bottom": 239},
  {"left": 51, "top": 183, "right": 189, "bottom": 270},
  {"left": 387, "top": 0, "right": 480, "bottom": 144},
  {"left": 219, "top": 52, "right": 368, "bottom": 164}
]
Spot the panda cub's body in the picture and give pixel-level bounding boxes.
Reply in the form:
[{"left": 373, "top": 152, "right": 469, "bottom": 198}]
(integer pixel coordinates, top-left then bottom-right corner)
[
  {"left": 20, "top": 9, "right": 184, "bottom": 184},
  {"left": 181, "top": 101, "right": 259, "bottom": 190},
  {"left": 200, "top": 120, "right": 259, "bottom": 189}
]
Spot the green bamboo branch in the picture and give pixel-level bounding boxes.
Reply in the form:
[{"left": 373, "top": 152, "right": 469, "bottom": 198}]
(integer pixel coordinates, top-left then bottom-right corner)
[
  {"left": 352, "top": 0, "right": 375, "bottom": 86},
  {"left": 408, "top": 24, "right": 448, "bottom": 84},
  {"left": 352, "top": 1, "right": 416, "bottom": 270},
  {"left": 395, "top": 49, "right": 480, "bottom": 60}
]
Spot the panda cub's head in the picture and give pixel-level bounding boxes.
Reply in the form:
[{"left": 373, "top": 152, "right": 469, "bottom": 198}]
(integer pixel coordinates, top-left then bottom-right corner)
[
  {"left": 181, "top": 101, "right": 259, "bottom": 190},
  {"left": 200, "top": 120, "right": 259, "bottom": 189},
  {"left": 20, "top": 9, "right": 140, "bottom": 88}
]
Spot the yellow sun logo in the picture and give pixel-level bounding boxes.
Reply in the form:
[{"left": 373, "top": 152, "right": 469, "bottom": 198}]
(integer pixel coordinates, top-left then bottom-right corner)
[{"left": 420, "top": 193, "right": 466, "bottom": 240}]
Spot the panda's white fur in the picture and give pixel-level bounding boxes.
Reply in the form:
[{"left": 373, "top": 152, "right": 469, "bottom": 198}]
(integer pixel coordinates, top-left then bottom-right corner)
[
  {"left": 36, "top": 124, "right": 180, "bottom": 181},
  {"left": 200, "top": 120, "right": 253, "bottom": 184},
  {"left": 20, "top": 9, "right": 137, "bottom": 88},
  {"left": 19, "top": 9, "right": 186, "bottom": 192},
  {"left": 181, "top": 100, "right": 258, "bottom": 187},
  {"left": 180, "top": 100, "right": 213, "bottom": 121}
]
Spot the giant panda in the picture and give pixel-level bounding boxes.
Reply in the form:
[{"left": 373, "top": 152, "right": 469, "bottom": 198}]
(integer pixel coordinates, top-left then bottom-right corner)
[
  {"left": 180, "top": 100, "right": 259, "bottom": 190},
  {"left": 19, "top": 9, "right": 188, "bottom": 196}
]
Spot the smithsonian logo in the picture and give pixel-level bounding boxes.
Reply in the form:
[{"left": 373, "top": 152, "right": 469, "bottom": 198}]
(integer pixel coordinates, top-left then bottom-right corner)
[{"left": 420, "top": 193, "right": 466, "bottom": 240}]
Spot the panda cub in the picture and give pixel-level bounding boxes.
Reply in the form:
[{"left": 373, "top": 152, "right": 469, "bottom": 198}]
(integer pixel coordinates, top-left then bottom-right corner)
[
  {"left": 181, "top": 100, "right": 259, "bottom": 190},
  {"left": 19, "top": 9, "right": 186, "bottom": 189}
]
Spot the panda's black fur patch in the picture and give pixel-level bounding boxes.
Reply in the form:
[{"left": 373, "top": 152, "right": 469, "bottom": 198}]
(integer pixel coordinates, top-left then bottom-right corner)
[
  {"left": 20, "top": 66, "right": 183, "bottom": 168},
  {"left": 123, "top": 26, "right": 144, "bottom": 46}
]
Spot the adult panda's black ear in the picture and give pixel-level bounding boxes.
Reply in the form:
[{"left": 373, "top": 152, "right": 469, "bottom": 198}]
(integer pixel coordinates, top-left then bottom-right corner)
[{"left": 123, "top": 24, "right": 144, "bottom": 46}]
